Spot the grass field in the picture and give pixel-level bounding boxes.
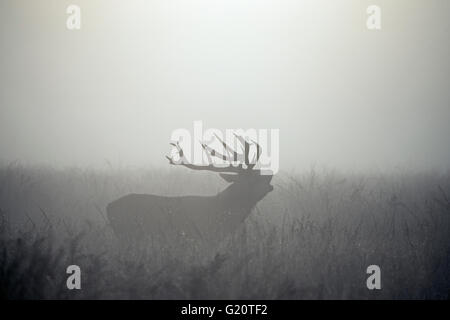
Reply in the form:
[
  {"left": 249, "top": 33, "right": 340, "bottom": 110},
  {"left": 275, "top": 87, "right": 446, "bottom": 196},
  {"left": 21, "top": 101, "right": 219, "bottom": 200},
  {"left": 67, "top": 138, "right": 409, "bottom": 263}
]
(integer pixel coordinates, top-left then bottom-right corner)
[{"left": 0, "top": 163, "right": 449, "bottom": 299}]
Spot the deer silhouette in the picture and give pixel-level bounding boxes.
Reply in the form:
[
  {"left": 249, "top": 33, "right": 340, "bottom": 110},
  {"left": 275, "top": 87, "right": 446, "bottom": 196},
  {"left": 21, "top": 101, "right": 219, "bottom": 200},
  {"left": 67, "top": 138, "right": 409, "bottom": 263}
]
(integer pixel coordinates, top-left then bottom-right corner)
[{"left": 106, "top": 134, "right": 273, "bottom": 247}]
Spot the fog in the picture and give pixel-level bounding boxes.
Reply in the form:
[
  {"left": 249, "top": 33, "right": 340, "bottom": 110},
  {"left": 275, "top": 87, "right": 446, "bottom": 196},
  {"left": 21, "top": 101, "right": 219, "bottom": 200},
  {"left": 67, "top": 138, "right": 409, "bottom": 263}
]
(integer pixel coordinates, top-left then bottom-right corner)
[{"left": 1, "top": 0, "right": 449, "bottom": 172}]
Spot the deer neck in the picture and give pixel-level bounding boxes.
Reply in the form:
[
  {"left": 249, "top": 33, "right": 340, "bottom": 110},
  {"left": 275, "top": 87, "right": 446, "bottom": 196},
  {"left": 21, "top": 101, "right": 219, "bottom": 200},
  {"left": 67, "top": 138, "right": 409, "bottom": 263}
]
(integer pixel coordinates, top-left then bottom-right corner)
[{"left": 216, "top": 183, "right": 258, "bottom": 216}]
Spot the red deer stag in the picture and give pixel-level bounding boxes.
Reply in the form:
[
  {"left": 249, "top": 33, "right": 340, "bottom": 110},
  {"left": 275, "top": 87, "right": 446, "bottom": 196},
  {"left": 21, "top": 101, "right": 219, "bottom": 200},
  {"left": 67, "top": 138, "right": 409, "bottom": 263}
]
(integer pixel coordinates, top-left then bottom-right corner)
[{"left": 106, "top": 135, "right": 273, "bottom": 247}]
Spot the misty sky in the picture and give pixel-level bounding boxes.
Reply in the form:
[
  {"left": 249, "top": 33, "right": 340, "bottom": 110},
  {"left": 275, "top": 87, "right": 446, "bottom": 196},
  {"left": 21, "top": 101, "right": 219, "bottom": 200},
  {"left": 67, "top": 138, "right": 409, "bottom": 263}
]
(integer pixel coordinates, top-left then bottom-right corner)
[{"left": 1, "top": 0, "right": 449, "bottom": 172}]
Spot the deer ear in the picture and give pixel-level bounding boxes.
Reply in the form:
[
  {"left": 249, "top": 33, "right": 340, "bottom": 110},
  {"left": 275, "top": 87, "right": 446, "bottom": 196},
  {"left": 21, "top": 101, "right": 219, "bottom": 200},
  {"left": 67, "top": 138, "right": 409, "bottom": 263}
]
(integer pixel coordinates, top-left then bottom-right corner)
[{"left": 219, "top": 173, "right": 239, "bottom": 183}]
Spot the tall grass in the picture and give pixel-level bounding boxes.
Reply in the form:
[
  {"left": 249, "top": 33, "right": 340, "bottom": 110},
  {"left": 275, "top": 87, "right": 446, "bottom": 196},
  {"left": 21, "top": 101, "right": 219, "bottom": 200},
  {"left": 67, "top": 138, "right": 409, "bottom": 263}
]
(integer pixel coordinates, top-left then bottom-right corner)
[{"left": 0, "top": 164, "right": 449, "bottom": 299}]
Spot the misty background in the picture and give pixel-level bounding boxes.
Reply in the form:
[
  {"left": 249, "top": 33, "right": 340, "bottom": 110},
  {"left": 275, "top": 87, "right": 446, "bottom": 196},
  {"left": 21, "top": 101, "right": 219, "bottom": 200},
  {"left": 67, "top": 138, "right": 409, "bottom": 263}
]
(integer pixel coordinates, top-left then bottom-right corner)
[
  {"left": 1, "top": 1, "right": 450, "bottom": 300},
  {"left": 1, "top": 0, "right": 449, "bottom": 172}
]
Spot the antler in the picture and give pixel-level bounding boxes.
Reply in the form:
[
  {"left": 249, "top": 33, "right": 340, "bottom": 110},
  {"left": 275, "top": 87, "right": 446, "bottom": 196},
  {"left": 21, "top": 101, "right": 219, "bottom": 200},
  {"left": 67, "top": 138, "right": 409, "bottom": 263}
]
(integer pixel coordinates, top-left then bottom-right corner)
[{"left": 166, "top": 135, "right": 262, "bottom": 173}]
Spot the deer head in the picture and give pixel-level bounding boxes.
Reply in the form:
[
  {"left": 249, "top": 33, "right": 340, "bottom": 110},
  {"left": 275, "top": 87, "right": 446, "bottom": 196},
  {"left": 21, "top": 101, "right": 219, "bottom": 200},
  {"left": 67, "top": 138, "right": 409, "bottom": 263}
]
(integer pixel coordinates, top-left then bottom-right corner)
[{"left": 166, "top": 134, "right": 273, "bottom": 208}]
